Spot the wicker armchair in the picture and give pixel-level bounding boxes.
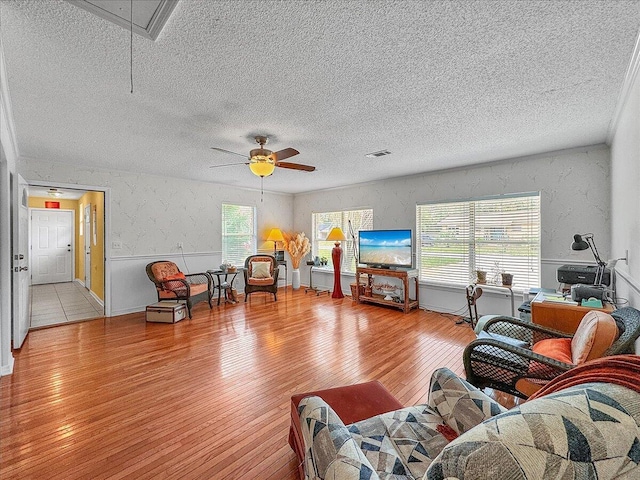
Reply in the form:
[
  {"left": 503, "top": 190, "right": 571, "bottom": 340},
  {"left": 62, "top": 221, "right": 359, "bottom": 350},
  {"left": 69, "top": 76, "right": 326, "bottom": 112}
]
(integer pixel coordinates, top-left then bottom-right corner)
[
  {"left": 146, "top": 261, "right": 213, "bottom": 318},
  {"left": 464, "top": 306, "right": 640, "bottom": 398},
  {"left": 243, "top": 255, "right": 279, "bottom": 302}
]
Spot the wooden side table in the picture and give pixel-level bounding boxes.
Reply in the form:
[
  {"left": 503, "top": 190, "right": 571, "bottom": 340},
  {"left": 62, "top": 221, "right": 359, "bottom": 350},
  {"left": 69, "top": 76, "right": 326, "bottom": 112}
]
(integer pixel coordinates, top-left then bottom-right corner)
[
  {"left": 531, "top": 291, "right": 615, "bottom": 334},
  {"left": 207, "top": 268, "right": 246, "bottom": 305}
]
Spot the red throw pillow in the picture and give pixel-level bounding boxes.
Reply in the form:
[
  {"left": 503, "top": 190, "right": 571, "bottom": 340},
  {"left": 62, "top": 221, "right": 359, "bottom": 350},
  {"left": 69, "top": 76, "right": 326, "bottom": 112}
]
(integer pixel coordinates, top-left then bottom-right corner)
[
  {"left": 165, "top": 273, "right": 186, "bottom": 280},
  {"left": 532, "top": 338, "right": 573, "bottom": 364},
  {"left": 163, "top": 272, "right": 186, "bottom": 291}
]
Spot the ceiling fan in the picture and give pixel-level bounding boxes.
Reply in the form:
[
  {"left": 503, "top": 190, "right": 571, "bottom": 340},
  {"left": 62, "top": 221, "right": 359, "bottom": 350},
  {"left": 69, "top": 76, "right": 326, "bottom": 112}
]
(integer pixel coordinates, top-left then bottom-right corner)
[{"left": 210, "top": 136, "right": 316, "bottom": 177}]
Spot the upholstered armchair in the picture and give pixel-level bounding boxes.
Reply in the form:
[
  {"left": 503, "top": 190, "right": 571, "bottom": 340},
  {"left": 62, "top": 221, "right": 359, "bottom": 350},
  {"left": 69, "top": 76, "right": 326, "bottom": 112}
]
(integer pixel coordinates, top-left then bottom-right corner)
[
  {"left": 243, "top": 255, "right": 279, "bottom": 302},
  {"left": 464, "top": 306, "right": 640, "bottom": 398},
  {"left": 146, "top": 261, "right": 213, "bottom": 318}
]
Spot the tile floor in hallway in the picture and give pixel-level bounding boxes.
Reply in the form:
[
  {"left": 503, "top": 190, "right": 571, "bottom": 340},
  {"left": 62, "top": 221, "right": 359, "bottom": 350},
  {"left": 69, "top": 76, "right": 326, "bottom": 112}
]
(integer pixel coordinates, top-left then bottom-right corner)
[{"left": 30, "top": 282, "right": 104, "bottom": 329}]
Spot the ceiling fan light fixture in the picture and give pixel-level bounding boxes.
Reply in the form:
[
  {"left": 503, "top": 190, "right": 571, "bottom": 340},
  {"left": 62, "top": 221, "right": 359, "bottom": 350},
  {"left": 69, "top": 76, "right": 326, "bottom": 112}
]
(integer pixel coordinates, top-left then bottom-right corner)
[{"left": 249, "top": 155, "right": 275, "bottom": 177}]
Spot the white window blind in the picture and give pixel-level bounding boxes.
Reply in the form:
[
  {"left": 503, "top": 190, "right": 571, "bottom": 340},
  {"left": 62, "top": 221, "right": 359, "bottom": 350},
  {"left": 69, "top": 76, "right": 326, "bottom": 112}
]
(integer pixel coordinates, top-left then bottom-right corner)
[
  {"left": 416, "top": 193, "right": 540, "bottom": 289},
  {"left": 312, "top": 209, "right": 373, "bottom": 273},
  {"left": 222, "top": 203, "right": 256, "bottom": 267}
]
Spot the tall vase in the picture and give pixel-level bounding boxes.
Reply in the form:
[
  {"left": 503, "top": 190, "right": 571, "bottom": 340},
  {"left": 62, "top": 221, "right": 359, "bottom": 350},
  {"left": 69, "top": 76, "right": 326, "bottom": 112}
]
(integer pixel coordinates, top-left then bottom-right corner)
[
  {"left": 331, "top": 243, "right": 344, "bottom": 298},
  {"left": 292, "top": 269, "right": 301, "bottom": 290}
]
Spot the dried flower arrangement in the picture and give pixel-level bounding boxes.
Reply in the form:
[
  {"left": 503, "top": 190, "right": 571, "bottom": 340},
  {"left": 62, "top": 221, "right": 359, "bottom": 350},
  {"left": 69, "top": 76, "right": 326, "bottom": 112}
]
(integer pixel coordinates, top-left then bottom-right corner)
[{"left": 283, "top": 232, "right": 311, "bottom": 269}]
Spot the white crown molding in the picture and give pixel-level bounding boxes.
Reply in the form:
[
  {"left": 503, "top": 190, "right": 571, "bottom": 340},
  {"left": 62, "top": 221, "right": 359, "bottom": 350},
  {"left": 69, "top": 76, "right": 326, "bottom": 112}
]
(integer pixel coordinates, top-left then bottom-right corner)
[
  {"left": 606, "top": 27, "right": 640, "bottom": 144},
  {"left": 0, "top": 36, "right": 19, "bottom": 164}
]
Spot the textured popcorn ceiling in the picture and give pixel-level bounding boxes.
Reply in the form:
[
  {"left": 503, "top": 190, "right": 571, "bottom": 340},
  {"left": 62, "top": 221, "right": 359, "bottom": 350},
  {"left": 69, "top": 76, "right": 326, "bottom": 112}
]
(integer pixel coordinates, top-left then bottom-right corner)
[{"left": 1, "top": 0, "right": 639, "bottom": 194}]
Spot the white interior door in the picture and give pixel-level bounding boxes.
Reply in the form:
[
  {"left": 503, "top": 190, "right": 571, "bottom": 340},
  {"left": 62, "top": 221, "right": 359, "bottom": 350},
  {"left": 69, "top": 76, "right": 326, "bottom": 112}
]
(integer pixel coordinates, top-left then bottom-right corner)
[
  {"left": 31, "top": 209, "right": 73, "bottom": 285},
  {"left": 12, "top": 174, "right": 30, "bottom": 349},
  {"left": 84, "top": 204, "right": 91, "bottom": 290}
]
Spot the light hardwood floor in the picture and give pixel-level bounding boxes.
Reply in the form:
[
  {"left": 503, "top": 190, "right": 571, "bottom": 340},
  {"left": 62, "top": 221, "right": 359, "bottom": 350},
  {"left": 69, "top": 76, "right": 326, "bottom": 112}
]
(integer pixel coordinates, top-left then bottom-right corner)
[{"left": 1, "top": 288, "right": 480, "bottom": 479}]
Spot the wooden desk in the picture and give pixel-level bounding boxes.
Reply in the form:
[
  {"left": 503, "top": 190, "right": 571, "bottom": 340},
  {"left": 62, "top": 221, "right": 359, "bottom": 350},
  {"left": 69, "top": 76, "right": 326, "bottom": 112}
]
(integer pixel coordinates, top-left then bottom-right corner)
[{"left": 531, "top": 292, "right": 615, "bottom": 334}]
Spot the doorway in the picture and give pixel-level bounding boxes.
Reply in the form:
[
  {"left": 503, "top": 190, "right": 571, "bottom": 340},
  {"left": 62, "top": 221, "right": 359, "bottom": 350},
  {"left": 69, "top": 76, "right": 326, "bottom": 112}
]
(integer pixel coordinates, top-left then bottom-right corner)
[
  {"left": 84, "top": 203, "right": 91, "bottom": 291},
  {"left": 30, "top": 209, "right": 74, "bottom": 285},
  {"left": 27, "top": 186, "right": 106, "bottom": 329}
]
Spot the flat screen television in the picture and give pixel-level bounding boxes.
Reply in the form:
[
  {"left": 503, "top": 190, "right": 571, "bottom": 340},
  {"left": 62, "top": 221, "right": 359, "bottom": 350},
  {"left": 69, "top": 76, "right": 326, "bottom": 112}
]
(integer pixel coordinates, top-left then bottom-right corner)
[{"left": 358, "top": 229, "right": 413, "bottom": 269}]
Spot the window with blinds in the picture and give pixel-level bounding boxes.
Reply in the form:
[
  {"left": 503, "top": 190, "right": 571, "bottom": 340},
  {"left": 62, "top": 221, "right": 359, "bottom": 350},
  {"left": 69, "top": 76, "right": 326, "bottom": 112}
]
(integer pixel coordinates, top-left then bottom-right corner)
[
  {"left": 416, "top": 193, "right": 540, "bottom": 289},
  {"left": 222, "top": 203, "right": 256, "bottom": 267},
  {"left": 312, "top": 209, "right": 373, "bottom": 273}
]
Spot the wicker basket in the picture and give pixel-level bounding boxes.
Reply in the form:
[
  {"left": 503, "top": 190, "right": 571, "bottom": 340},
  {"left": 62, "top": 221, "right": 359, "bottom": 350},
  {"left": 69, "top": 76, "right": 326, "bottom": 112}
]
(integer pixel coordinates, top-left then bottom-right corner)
[{"left": 350, "top": 283, "right": 365, "bottom": 297}]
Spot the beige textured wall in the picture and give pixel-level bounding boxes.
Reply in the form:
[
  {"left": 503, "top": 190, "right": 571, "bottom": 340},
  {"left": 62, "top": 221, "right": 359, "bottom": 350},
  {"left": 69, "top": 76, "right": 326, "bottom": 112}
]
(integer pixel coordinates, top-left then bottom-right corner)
[{"left": 293, "top": 145, "right": 611, "bottom": 291}]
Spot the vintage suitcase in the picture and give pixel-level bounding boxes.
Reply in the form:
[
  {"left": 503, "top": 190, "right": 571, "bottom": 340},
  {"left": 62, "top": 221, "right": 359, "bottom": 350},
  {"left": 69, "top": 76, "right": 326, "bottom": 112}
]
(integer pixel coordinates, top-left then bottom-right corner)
[{"left": 146, "top": 301, "right": 187, "bottom": 323}]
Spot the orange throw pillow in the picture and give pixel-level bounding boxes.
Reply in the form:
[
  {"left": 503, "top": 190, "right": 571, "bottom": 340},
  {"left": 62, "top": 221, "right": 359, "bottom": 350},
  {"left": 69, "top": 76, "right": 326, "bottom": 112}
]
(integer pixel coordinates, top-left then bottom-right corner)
[
  {"left": 163, "top": 272, "right": 186, "bottom": 291},
  {"left": 571, "top": 311, "right": 618, "bottom": 364},
  {"left": 165, "top": 272, "right": 186, "bottom": 280},
  {"left": 532, "top": 338, "right": 573, "bottom": 365}
]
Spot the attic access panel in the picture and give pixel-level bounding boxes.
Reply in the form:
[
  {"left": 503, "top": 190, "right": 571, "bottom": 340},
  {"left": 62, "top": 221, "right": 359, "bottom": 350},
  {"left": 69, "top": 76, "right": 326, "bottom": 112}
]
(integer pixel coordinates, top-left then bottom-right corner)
[{"left": 65, "top": 0, "right": 178, "bottom": 40}]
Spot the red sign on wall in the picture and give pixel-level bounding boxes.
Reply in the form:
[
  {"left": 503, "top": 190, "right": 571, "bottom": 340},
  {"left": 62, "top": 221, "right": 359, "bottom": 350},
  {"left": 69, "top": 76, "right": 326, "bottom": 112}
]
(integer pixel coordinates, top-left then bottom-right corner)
[{"left": 44, "top": 201, "right": 60, "bottom": 209}]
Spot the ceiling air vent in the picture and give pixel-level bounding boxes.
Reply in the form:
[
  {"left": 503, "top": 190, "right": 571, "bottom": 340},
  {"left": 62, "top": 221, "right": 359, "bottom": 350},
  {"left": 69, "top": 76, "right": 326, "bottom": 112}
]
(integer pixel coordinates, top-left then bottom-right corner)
[{"left": 365, "top": 150, "right": 391, "bottom": 158}]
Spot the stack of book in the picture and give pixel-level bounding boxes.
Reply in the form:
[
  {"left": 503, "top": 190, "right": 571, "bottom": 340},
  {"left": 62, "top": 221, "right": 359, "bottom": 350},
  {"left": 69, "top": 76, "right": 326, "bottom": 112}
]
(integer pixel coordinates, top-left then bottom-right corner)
[{"left": 538, "top": 292, "right": 578, "bottom": 305}]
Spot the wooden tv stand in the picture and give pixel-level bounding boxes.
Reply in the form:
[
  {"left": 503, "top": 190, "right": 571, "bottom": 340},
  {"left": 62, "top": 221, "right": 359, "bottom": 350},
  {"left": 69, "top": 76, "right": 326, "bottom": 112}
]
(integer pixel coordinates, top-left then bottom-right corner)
[{"left": 355, "top": 266, "right": 419, "bottom": 313}]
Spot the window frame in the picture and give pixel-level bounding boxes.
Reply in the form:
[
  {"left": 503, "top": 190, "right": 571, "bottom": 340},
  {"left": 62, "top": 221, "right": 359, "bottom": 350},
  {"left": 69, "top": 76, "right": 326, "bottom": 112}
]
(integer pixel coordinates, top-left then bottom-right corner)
[
  {"left": 221, "top": 203, "right": 257, "bottom": 267},
  {"left": 311, "top": 208, "right": 374, "bottom": 273},
  {"left": 416, "top": 192, "right": 541, "bottom": 290}
]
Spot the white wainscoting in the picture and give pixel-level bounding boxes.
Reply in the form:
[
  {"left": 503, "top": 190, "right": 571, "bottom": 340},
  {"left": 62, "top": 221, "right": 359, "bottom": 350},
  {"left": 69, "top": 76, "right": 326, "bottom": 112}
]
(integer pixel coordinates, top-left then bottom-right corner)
[
  {"left": 307, "top": 258, "right": 585, "bottom": 318},
  {"left": 110, "top": 252, "right": 226, "bottom": 316}
]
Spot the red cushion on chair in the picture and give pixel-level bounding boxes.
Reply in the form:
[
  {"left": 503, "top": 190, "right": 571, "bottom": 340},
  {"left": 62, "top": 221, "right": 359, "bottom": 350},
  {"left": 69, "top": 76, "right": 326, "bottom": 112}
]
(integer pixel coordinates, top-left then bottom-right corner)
[
  {"left": 162, "top": 273, "right": 187, "bottom": 292},
  {"left": 151, "top": 262, "right": 181, "bottom": 280},
  {"left": 158, "top": 282, "right": 208, "bottom": 299},
  {"left": 532, "top": 338, "right": 573, "bottom": 364},
  {"left": 166, "top": 273, "right": 186, "bottom": 280},
  {"left": 165, "top": 273, "right": 186, "bottom": 280}
]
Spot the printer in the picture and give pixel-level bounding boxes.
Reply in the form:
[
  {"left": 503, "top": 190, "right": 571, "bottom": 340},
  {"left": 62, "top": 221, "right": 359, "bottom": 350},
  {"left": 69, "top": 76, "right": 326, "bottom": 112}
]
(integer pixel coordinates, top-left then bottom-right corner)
[{"left": 557, "top": 264, "right": 611, "bottom": 286}]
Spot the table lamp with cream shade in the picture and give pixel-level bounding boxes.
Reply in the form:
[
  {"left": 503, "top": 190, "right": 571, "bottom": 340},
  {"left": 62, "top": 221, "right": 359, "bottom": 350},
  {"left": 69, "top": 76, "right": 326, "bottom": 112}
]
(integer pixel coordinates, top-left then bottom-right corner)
[
  {"left": 326, "top": 227, "right": 347, "bottom": 298},
  {"left": 266, "top": 228, "right": 284, "bottom": 257}
]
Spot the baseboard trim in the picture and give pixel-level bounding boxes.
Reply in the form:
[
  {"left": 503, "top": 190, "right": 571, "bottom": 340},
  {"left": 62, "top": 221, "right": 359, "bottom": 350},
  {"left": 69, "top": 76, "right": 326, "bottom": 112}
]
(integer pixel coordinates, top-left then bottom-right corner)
[
  {"left": 110, "top": 306, "right": 146, "bottom": 317},
  {"left": 1, "top": 356, "right": 15, "bottom": 376},
  {"left": 90, "top": 290, "right": 104, "bottom": 308},
  {"left": 74, "top": 278, "right": 104, "bottom": 307}
]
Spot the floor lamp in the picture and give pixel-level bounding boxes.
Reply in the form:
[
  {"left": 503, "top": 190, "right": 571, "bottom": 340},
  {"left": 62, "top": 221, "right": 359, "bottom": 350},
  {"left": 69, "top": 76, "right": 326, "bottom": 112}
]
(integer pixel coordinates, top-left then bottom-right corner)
[{"left": 326, "top": 227, "right": 346, "bottom": 298}]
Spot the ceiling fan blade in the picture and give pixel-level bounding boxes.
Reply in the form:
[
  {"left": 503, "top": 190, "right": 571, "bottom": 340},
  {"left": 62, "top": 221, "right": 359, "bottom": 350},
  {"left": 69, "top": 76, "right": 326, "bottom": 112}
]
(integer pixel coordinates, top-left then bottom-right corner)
[
  {"left": 272, "top": 148, "right": 299, "bottom": 161},
  {"left": 275, "top": 162, "right": 316, "bottom": 172},
  {"left": 209, "top": 162, "right": 249, "bottom": 168},
  {"left": 211, "top": 147, "right": 248, "bottom": 158}
]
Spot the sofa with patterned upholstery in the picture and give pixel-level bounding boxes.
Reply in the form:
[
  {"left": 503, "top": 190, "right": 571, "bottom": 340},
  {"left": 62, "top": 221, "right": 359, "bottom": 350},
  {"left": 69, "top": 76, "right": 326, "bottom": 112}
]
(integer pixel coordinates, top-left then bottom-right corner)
[{"left": 298, "top": 358, "right": 640, "bottom": 480}]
